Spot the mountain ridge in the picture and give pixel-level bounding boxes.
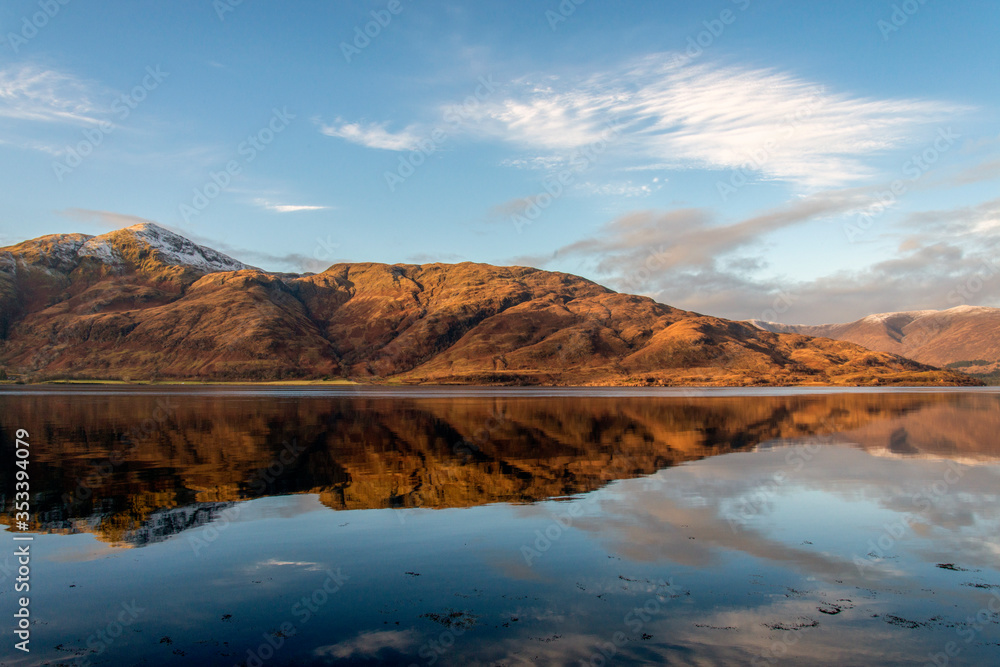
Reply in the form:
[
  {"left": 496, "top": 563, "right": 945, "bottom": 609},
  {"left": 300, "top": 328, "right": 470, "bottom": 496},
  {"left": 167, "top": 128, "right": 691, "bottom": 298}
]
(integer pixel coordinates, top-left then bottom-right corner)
[
  {"left": 0, "top": 224, "right": 978, "bottom": 386},
  {"left": 1, "top": 222, "right": 250, "bottom": 274},
  {"left": 749, "top": 306, "right": 1000, "bottom": 380}
]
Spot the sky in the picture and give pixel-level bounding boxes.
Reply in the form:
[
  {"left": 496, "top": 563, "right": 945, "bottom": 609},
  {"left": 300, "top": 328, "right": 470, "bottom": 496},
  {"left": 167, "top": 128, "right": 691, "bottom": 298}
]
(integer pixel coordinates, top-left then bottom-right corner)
[{"left": 0, "top": 0, "right": 998, "bottom": 324}]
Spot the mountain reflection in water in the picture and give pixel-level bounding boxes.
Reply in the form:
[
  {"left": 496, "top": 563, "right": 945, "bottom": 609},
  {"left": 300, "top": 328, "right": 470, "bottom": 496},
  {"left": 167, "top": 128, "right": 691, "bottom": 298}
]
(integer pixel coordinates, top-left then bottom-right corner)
[
  {"left": 2, "top": 387, "right": 999, "bottom": 547},
  {"left": 1, "top": 387, "right": 999, "bottom": 667}
]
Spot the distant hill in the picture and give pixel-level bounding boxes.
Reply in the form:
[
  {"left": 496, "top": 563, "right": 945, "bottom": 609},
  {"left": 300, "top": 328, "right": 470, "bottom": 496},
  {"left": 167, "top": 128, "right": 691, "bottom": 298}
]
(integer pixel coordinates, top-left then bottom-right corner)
[
  {"left": 0, "top": 223, "right": 976, "bottom": 386},
  {"left": 750, "top": 306, "right": 1000, "bottom": 383}
]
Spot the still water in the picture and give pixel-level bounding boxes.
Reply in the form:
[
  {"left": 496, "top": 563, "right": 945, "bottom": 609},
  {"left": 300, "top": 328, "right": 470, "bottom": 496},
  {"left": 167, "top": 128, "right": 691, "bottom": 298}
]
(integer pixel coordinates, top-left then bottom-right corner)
[{"left": 1, "top": 386, "right": 999, "bottom": 666}]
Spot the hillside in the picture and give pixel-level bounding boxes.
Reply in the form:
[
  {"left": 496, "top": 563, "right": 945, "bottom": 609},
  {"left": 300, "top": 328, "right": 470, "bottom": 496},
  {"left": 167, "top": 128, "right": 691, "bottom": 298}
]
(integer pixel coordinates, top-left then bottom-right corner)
[
  {"left": 0, "top": 223, "right": 977, "bottom": 386},
  {"left": 750, "top": 306, "right": 1000, "bottom": 382}
]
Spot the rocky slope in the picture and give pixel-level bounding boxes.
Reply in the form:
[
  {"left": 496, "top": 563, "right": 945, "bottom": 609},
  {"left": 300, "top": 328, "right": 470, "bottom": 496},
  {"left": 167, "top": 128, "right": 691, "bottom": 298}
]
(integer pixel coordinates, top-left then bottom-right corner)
[
  {"left": 750, "top": 306, "right": 1000, "bottom": 380},
  {"left": 0, "top": 223, "right": 976, "bottom": 385}
]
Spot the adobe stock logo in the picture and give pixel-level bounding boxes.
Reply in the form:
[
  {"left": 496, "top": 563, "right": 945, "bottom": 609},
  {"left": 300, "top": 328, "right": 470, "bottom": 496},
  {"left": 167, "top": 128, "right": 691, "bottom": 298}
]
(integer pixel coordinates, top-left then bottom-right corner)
[
  {"left": 340, "top": 0, "right": 410, "bottom": 63},
  {"left": 878, "top": 0, "right": 932, "bottom": 41},
  {"left": 4, "top": 0, "right": 71, "bottom": 54}
]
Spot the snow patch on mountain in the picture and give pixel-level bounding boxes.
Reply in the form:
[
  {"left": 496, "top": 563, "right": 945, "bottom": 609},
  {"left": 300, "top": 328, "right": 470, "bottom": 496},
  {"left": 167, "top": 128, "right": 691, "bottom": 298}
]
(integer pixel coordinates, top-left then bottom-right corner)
[
  {"left": 79, "top": 223, "right": 251, "bottom": 273},
  {"left": 129, "top": 223, "right": 249, "bottom": 272},
  {"left": 860, "top": 310, "right": 936, "bottom": 325},
  {"left": 750, "top": 305, "right": 1000, "bottom": 332},
  {"left": 78, "top": 236, "right": 119, "bottom": 264},
  {"left": 0, "top": 234, "right": 92, "bottom": 275},
  {"left": 941, "top": 305, "right": 999, "bottom": 315},
  {"left": 746, "top": 319, "right": 794, "bottom": 332},
  {"left": 47, "top": 235, "right": 93, "bottom": 265}
]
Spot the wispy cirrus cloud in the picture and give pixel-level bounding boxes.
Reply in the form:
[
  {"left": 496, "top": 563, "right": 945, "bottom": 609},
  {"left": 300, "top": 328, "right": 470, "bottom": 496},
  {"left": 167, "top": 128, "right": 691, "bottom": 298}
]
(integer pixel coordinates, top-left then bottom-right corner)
[
  {"left": 319, "top": 55, "right": 963, "bottom": 189},
  {"left": 0, "top": 64, "right": 102, "bottom": 126},
  {"left": 252, "top": 198, "right": 329, "bottom": 213},
  {"left": 0, "top": 64, "right": 200, "bottom": 164},
  {"left": 498, "top": 155, "right": 568, "bottom": 171},
  {"left": 461, "top": 54, "right": 966, "bottom": 188},
  {"left": 0, "top": 136, "right": 63, "bottom": 155},
  {"left": 318, "top": 118, "right": 422, "bottom": 151},
  {"left": 575, "top": 179, "right": 664, "bottom": 198}
]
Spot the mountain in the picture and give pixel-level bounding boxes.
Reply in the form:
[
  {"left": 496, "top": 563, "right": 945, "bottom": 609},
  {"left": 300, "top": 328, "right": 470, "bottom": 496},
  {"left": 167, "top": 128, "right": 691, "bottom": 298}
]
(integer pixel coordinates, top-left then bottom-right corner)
[
  {"left": 0, "top": 223, "right": 977, "bottom": 385},
  {"left": 750, "top": 306, "right": 1000, "bottom": 381}
]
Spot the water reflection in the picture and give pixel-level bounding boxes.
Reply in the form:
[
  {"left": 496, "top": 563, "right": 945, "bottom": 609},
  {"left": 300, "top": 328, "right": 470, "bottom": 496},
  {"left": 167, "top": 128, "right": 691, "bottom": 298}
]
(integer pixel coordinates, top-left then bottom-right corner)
[
  {"left": 0, "top": 387, "right": 998, "bottom": 665},
  {"left": 3, "top": 387, "right": 999, "bottom": 546}
]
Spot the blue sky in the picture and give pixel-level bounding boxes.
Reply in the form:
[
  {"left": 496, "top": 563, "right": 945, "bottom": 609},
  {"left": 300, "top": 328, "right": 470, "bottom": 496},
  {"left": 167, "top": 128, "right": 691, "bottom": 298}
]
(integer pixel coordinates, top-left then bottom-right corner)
[{"left": 1, "top": 0, "right": 998, "bottom": 323}]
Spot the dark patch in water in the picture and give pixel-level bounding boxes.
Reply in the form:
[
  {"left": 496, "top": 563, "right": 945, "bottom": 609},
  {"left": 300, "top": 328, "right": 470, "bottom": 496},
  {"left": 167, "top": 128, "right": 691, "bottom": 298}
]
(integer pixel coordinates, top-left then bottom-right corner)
[
  {"left": 764, "top": 618, "right": 819, "bottom": 631},
  {"left": 420, "top": 610, "right": 479, "bottom": 629},
  {"left": 884, "top": 615, "right": 926, "bottom": 629},
  {"left": 937, "top": 563, "right": 969, "bottom": 571}
]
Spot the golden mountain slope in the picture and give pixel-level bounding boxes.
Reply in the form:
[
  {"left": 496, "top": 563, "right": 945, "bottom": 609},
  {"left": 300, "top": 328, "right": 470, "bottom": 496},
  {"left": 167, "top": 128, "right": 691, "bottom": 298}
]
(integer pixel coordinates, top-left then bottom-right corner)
[{"left": 0, "top": 223, "right": 976, "bottom": 385}]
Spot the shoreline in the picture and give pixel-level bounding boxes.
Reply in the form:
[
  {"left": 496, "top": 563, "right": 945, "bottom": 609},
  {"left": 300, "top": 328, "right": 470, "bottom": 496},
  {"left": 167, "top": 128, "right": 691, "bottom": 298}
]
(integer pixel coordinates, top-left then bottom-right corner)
[{"left": 1, "top": 383, "right": 997, "bottom": 397}]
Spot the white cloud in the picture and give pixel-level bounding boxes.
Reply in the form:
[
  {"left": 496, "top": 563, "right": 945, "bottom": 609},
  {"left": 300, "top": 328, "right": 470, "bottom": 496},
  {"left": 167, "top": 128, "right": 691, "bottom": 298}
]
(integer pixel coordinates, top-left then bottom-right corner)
[
  {"left": 575, "top": 179, "right": 664, "bottom": 197},
  {"left": 318, "top": 118, "right": 422, "bottom": 151},
  {"left": 498, "top": 155, "right": 568, "bottom": 170},
  {"left": 0, "top": 65, "right": 102, "bottom": 126},
  {"left": 465, "top": 54, "right": 965, "bottom": 188},
  {"left": 314, "top": 55, "right": 962, "bottom": 188},
  {"left": 252, "top": 198, "right": 329, "bottom": 213},
  {"left": 618, "top": 162, "right": 676, "bottom": 172}
]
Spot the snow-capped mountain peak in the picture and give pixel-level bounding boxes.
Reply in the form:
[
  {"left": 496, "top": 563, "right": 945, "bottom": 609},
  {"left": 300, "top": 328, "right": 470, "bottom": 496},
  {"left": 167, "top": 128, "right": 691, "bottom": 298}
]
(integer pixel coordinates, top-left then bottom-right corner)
[{"left": 78, "top": 222, "right": 252, "bottom": 273}]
